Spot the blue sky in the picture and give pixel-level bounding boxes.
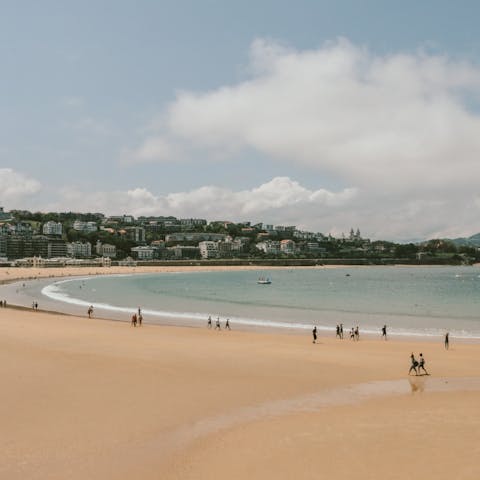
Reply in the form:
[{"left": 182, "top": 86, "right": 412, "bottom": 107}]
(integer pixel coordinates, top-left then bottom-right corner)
[{"left": 1, "top": 1, "right": 480, "bottom": 241}]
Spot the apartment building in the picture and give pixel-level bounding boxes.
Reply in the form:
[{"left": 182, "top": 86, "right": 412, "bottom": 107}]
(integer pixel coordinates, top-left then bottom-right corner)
[{"left": 43, "top": 221, "right": 63, "bottom": 236}]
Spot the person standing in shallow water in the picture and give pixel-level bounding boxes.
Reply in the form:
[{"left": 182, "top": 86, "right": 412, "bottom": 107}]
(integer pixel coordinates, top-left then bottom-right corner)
[
  {"left": 444, "top": 332, "right": 450, "bottom": 350},
  {"left": 381, "top": 324, "right": 387, "bottom": 340}
]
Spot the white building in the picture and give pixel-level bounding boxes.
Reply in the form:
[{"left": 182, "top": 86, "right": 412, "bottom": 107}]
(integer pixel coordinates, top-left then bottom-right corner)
[
  {"left": 43, "top": 221, "right": 63, "bottom": 236},
  {"left": 95, "top": 241, "right": 116, "bottom": 258},
  {"left": 67, "top": 241, "right": 92, "bottom": 258},
  {"left": 256, "top": 241, "right": 281, "bottom": 255},
  {"left": 280, "top": 239, "right": 296, "bottom": 255},
  {"left": 199, "top": 241, "right": 218, "bottom": 259},
  {"left": 131, "top": 245, "right": 155, "bottom": 260},
  {"left": 73, "top": 220, "right": 98, "bottom": 233}
]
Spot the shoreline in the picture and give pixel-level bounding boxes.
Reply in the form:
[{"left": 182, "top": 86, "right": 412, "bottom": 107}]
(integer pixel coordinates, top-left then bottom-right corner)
[{"left": 1, "top": 264, "right": 478, "bottom": 343}]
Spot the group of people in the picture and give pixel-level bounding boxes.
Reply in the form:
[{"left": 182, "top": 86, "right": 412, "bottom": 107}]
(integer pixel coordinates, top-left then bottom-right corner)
[
  {"left": 31, "top": 301, "right": 38, "bottom": 310},
  {"left": 0, "top": 299, "right": 6, "bottom": 307},
  {"left": 207, "top": 315, "right": 231, "bottom": 330},
  {"left": 409, "top": 352, "right": 429, "bottom": 376},
  {"left": 334, "top": 324, "right": 360, "bottom": 341},
  {"left": 131, "top": 307, "right": 143, "bottom": 327}
]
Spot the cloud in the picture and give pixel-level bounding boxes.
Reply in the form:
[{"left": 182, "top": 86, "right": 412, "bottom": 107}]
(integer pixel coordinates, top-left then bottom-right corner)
[
  {"left": 159, "top": 38, "right": 480, "bottom": 191},
  {"left": 0, "top": 168, "right": 41, "bottom": 202},
  {"left": 118, "top": 38, "right": 480, "bottom": 240},
  {"left": 53, "top": 176, "right": 356, "bottom": 226}
]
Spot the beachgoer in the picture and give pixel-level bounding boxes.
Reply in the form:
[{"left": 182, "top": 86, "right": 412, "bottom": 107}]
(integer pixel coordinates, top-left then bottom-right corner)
[
  {"left": 408, "top": 353, "right": 418, "bottom": 376},
  {"left": 131, "top": 313, "right": 137, "bottom": 327},
  {"left": 418, "top": 353, "right": 429, "bottom": 375},
  {"left": 138, "top": 307, "right": 142, "bottom": 316},
  {"left": 0, "top": 300, "right": 3, "bottom": 307},
  {"left": 340, "top": 323, "right": 344, "bottom": 339},
  {"left": 336, "top": 324, "right": 340, "bottom": 339},
  {"left": 312, "top": 326, "right": 317, "bottom": 343},
  {"left": 381, "top": 324, "right": 387, "bottom": 340},
  {"left": 350, "top": 327, "right": 355, "bottom": 340},
  {"left": 444, "top": 332, "right": 449, "bottom": 350},
  {"left": 87, "top": 306, "right": 93, "bottom": 318},
  {"left": 207, "top": 316, "right": 212, "bottom": 329},
  {"left": 225, "top": 319, "right": 231, "bottom": 330},
  {"left": 354, "top": 326, "right": 359, "bottom": 341},
  {"left": 138, "top": 313, "right": 143, "bottom": 327},
  {"left": 215, "top": 317, "right": 221, "bottom": 330},
  {"left": 35, "top": 302, "right": 38, "bottom": 310}
]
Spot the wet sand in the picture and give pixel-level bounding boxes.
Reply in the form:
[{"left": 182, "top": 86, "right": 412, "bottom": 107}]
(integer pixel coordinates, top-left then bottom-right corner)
[{"left": 1, "top": 266, "right": 480, "bottom": 479}]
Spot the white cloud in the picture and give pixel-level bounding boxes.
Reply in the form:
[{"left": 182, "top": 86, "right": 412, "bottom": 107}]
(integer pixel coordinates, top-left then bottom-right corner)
[
  {"left": 119, "top": 38, "right": 480, "bottom": 240},
  {"left": 0, "top": 168, "right": 41, "bottom": 202},
  {"left": 53, "top": 176, "right": 356, "bottom": 227},
  {"left": 158, "top": 38, "right": 480, "bottom": 191}
]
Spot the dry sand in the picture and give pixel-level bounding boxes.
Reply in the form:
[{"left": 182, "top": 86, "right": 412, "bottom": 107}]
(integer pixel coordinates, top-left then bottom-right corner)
[{"left": 1, "top": 266, "right": 480, "bottom": 479}]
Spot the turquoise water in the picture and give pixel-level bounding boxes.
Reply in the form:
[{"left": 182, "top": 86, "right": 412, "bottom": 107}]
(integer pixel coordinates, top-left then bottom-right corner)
[{"left": 42, "top": 266, "right": 480, "bottom": 338}]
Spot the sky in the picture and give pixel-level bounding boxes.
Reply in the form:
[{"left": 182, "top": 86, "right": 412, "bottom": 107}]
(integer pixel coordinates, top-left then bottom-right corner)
[{"left": 1, "top": 0, "right": 480, "bottom": 242}]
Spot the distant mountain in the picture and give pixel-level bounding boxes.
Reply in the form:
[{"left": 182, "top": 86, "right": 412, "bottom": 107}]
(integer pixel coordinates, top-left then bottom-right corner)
[{"left": 449, "top": 233, "right": 480, "bottom": 247}]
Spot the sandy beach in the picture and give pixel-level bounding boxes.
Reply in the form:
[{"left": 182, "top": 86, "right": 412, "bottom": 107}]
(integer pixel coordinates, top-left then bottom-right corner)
[{"left": 1, "top": 266, "right": 480, "bottom": 479}]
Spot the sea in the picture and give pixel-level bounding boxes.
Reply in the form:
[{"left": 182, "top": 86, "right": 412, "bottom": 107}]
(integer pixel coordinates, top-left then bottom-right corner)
[{"left": 38, "top": 266, "right": 480, "bottom": 339}]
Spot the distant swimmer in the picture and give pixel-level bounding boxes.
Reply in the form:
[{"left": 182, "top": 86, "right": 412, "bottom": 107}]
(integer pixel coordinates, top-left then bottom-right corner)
[
  {"left": 444, "top": 332, "right": 449, "bottom": 350},
  {"left": 381, "top": 324, "right": 387, "bottom": 340},
  {"left": 408, "top": 353, "right": 418, "bottom": 376},
  {"left": 312, "top": 326, "right": 317, "bottom": 343}
]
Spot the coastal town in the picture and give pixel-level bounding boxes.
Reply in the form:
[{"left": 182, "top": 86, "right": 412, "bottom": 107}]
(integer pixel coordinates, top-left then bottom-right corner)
[{"left": 0, "top": 206, "right": 478, "bottom": 266}]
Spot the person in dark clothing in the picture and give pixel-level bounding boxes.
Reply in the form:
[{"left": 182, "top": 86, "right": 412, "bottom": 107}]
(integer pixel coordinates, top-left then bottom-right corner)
[
  {"left": 408, "top": 353, "right": 418, "bottom": 376},
  {"left": 312, "top": 326, "right": 317, "bottom": 343}
]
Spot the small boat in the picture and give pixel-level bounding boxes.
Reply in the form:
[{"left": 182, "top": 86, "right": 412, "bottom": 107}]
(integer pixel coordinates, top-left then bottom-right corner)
[{"left": 257, "top": 277, "right": 272, "bottom": 285}]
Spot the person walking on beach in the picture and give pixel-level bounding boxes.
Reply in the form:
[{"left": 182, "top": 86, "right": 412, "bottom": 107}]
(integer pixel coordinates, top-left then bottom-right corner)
[
  {"left": 381, "top": 324, "right": 387, "bottom": 340},
  {"left": 207, "top": 315, "right": 212, "bottom": 328},
  {"left": 138, "top": 312, "right": 143, "bottom": 327},
  {"left": 354, "top": 326, "right": 359, "bottom": 341},
  {"left": 340, "top": 323, "right": 344, "bottom": 339},
  {"left": 87, "top": 306, "right": 93, "bottom": 318},
  {"left": 131, "top": 313, "right": 137, "bottom": 327},
  {"left": 444, "top": 332, "right": 449, "bottom": 350},
  {"left": 312, "top": 326, "right": 317, "bottom": 343},
  {"left": 409, "top": 353, "right": 418, "bottom": 376},
  {"left": 225, "top": 319, "right": 231, "bottom": 330},
  {"left": 215, "top": 317, "right": 221, "bottom": 330},
  {"left": 418, "top": 353, "right": 429, "bottom": 375},
  {"left": 350, "top": 327, "right": 355, "bottom": 340},
  {"left": 336, "top": 324, "right": 341, "bottom": 339}
]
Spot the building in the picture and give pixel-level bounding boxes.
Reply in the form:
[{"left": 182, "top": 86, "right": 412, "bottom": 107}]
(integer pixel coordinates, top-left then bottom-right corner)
[
  {"left": 199, "top": 241, "right": 218, "bottom": 259},
  {"left": 131, "top": 245, "right": 156, "bottom": 260},
  {"left": 95, "top": 241, "right": 116, "bottom": 258},
  {"left": 47, "top": 239, "right": 68, "bottom": 258},
  {"left": 280, "top": 239, "right": 296, "bottom": 255},
  {"left": 180, "top": 218, "right": 207, "bottom": 228},
  {"left": 255, "top": 240, "right": 281, "bottom": 255},
  {"left": 165, "top": 233, "right": 226, "bottom": 243},
  {"left": 43, "top": 221, "right": 63, "bottom": 236},
  {"left": 125, "top": 226, "right": 146, "bottom": 243},
  {"left": 67, "top": 241, "right": 92, "bottom": 258},
  {"left": 73, "top": 220, "right": 98, "bottom": 233}
]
